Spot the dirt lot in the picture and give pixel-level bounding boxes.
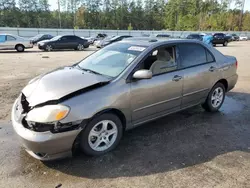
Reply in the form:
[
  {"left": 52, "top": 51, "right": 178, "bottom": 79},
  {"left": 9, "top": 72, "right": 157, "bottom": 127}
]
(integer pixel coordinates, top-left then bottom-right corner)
[{"left": 0, "top": 42, "right": 250, "bottom": 188}]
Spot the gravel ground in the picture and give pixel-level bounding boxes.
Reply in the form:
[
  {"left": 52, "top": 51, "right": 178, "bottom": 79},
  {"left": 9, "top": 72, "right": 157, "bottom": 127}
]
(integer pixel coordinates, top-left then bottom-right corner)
[{"left": 0, "top": 42, "right": 250, "bottom": 188}]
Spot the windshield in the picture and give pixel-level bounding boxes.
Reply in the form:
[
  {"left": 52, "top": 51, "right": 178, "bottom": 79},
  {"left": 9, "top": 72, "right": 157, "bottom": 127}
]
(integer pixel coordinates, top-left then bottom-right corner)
[
  {"left": 104, "top": 36, "right": 116, "bottom": 41},
  {"left": 50, "top": 36, "right": 61, "bottom": 41},
  {"left": 33, "top": 34, "right": 43, "bottom": 39},
  {"left": 78, "top": 43, "right": 146, "bottom": 77}
]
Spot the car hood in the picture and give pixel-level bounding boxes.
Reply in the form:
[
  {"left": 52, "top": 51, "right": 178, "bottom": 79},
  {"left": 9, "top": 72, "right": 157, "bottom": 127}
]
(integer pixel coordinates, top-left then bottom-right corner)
[
  {"left": 22, "top": 66, "right": 111, "bottom": 107},
  {"left": 38, "top": 39, "right": 50, "bottom": 44}
]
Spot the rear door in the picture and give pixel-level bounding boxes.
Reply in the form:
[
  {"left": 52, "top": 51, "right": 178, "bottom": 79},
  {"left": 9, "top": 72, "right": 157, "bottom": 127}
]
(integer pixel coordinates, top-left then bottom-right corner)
[
  {"left": 70, "top": 36, "right": 81, "bottom": 48},
  {"left": 55, "top": 36, "right": 72, "bottom": 49},
  {"left": 177, "top": 43, "right": 218, "bottom": 108}
]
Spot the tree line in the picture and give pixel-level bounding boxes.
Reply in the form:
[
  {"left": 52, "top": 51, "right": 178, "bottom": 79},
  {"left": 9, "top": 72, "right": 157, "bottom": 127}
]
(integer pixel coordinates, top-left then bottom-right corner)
[{"left": 0, "top": 0, "right": 249, "bottom": 31}]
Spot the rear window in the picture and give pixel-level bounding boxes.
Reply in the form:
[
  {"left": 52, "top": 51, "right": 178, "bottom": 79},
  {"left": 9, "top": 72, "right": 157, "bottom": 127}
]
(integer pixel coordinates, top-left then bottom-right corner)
[{"left": 6, "top": 35, "right": 16, "bottom": 41}]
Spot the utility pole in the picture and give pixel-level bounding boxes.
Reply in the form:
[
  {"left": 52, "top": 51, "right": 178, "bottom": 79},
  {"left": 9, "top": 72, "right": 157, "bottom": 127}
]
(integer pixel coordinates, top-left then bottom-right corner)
[
  {"left": 239, "top": 0, "right": 245, "bottom": 31},
  {"left": 58, "top": 0, "right": 62, "bottom": 28}
]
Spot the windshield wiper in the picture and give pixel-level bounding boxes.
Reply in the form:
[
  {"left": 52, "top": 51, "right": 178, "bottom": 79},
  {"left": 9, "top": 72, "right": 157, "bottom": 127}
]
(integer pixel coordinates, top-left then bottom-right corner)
[
  {"left": 76, "top": 65, "right": 103, "bottom": 76},
  {"left": 82, "top": 68, "right": 103, "bottom": 75}
]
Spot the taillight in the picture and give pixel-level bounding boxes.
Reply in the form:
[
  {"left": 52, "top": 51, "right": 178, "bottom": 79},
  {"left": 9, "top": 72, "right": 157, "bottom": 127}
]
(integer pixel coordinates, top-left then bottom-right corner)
[{"left": 236, "top": 60, "right": 238, "bottom": 69}]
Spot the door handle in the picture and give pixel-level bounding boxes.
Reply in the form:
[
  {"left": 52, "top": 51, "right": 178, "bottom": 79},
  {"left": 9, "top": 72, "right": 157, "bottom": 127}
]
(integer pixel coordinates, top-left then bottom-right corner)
[
  {"left": 209, "top": 66, "right": 216, "bottom": 72},
  {"left": 172, "top": 75, "right": 182, "bottom": 82}
]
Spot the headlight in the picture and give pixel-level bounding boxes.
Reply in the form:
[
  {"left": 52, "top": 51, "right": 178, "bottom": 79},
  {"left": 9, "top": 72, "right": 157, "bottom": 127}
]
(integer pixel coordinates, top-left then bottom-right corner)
[
  {"left": 39, "top": 42, "right": 44, "bottom": 46},
  {"left": 26, "top": 105, "right": 70, "bottom": 123}
]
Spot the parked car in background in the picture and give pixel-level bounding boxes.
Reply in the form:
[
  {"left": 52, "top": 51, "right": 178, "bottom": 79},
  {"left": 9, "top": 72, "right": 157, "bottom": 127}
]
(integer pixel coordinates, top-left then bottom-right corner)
[
  {"left": 186, "top": 33, "right": 203, "bottom": 41},
  {"left": 30, "top": 34, "right": 53, "bottom": 44},
  {"left": 84, "top": 36, "right": 95, "bottom": 44},
  {"left": 12, "top": 39, "right": 238, "bottom": 160},
  {"left": 152, "top": 34, "right": 171, "bottom": 38},
  {"left": 38, "top": 35, "right": 89, "bottom": 51},
  {"left": 239, "top": 35, "right": 248, "bottom": 41},
  {"left": 0, "top": 34, "right": 33, "bottom": 52},
  {"left": 212, "top": 33, "right": 231, "bottom": 46},
  {"left": 96, "top": 35, "right": 132, "bottom": 48},
  {"left": 141, "top": 33, "right": 150, "bottom": 37},
  {"left": 232, "top": 34, "right": 240, "bottom": 41}
]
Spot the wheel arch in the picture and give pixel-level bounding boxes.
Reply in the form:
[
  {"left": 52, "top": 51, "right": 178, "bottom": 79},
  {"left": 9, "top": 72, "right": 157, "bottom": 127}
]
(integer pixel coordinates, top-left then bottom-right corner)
[
  {"left": 15, "top": 43, "right": 25, "bottom": 49},
  {"left": 91, "top": 108, "right": 127, "bottom": 131},
  {"left": 214, "top": 79, "right": 228, "bottom": 91}
]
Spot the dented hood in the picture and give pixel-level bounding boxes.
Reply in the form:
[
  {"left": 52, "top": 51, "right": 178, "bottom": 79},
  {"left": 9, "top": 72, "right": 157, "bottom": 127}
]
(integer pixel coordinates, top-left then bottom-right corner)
[{"left": 22, "top": 66, "right": 111, "bottom": 107}]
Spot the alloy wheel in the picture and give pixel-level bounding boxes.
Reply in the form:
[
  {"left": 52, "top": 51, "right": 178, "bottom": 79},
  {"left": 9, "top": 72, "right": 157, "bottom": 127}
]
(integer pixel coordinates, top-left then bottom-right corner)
[
  {"left": 77, "top": 44, "right": 84, "bottom": 51},
  {"left": 211, "top": 87, "right": 224, "bottom": 108},
  {"left": 88, "top": 120, "right": 118, "bottom": 152}
]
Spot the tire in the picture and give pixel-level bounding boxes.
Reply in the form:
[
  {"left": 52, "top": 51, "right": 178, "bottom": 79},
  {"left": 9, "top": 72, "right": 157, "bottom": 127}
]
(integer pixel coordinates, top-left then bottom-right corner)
[
  {"left": 77, "top": 44, "right": 84, "bottom": 51},
  {"left": 223, "top": 41, "right": 228, "bottom": 46},
  {"left": 15, "top": 44, "right": 25, "bottom": 52},
  {"left": 45, "top": 44, "right": 52, "bottom": 52},
  {"left": 80, "top": 113, "right": 123, "bottom": 156},
  {"left": 202, "top": 83, "right": 226, "bottom": 112}
]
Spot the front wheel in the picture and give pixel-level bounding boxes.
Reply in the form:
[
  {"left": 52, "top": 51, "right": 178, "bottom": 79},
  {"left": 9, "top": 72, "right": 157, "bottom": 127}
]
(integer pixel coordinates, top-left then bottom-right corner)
[
  {"left": 223, "top": 41, "right": 228, "bottom": 46},
  {"left": 80, "top": 113, "right": 123, "bottom": 156},
  {"left": 202, "top": 83, "right": 226, "bottom": 112},
  {"left": 45, "top": 44, "right": 52, "bottom": 52}
]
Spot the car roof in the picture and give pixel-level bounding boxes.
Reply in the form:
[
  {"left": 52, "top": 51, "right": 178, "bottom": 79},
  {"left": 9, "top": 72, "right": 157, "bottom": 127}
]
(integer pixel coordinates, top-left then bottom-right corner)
[
  {"left": 188, "top": 33, "right": 201, "bottom": 36},
  {"left": 0, "top": 33, "right": 15, "bottom": 36},
  {"left": 120, "top": 38, "right": 203, "bottom": 47}
]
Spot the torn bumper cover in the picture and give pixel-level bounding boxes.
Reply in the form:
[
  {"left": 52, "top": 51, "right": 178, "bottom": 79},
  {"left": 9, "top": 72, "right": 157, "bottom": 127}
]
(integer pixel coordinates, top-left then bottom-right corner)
[{"left": 11, "top": 98, "right": 82, "bottom": 161}]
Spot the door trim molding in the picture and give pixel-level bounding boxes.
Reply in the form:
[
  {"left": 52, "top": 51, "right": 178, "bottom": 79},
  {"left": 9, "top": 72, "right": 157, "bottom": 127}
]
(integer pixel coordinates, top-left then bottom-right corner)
[
  {"left": 134, "top": 96, "right": 181, "bottom": 112},
  {"left": 183, "top": 88, "right": 209, "bottom": 97},
  {"left": 133, "top": 102, "right": 201, "bottom": 126}
]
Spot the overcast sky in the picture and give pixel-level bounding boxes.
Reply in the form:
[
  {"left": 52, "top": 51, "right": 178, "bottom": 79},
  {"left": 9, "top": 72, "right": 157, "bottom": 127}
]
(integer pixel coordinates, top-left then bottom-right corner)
[{"left": 48, "top": 0, "right": 249, "bottom": 11}]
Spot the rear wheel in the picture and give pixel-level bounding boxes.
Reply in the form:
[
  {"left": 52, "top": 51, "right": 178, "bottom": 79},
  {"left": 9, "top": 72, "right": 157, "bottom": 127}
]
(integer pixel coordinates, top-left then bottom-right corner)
[
  {"left": 80, "top": 113, "right": 123, "bottom": 156},
  {"left": 223, "top": 41, "right": 228, "bottom": 46},
  {"left": 202, "top": 83, "right": 226, "bottom": 112},
  {"left": 15, "top": 44, "right": 25, "bottom": 52},
  {"left": 77, "top": 44, "right": 84, "bottom": 51}
]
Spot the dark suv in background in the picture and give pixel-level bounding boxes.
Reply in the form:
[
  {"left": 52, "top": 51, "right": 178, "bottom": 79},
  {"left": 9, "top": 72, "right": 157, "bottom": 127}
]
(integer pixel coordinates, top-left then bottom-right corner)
[{"left": 212, "top": 33, "right": 232, "bottom": 46}]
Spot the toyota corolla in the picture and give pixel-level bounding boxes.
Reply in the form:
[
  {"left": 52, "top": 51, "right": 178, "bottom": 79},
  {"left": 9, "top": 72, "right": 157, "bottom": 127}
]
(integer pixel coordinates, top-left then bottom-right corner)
[{"left": 12, "top": 39, "right": 238, "bottom": 160}]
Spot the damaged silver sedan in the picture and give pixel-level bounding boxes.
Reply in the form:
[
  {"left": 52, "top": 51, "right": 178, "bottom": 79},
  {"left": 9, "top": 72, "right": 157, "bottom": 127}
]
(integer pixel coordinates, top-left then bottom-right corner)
[{"left": 12, "top": 39, "right": 238, "bottom": 160}]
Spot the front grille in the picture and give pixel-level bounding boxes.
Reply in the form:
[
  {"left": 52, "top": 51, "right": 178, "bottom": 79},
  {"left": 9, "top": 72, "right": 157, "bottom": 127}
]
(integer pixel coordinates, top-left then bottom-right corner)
[{"left": 21, "top": 94, "right": 30, "bottom": 113}]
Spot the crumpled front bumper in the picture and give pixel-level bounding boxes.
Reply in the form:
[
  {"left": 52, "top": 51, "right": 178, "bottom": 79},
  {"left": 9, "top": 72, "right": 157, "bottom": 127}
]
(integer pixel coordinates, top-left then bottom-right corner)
[{"left": 11, "top": 99, "right": 81, "bottom": 161}]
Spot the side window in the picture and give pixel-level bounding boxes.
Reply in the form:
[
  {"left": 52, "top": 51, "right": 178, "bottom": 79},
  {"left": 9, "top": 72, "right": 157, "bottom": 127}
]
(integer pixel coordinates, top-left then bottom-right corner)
[
  {"left": 206, "top": 50, "right": 215, "bottom": 62},
  {"left": 178, "top": 43, "right": 207, "bottom": 68},
  {"left": 0, "top": 35, "right": 6, "bottom": 42},
  {"left": 6, "top": 35, "right": 16, "bottom": 41},
  {"left": 61, "top": 36, "right": 68, "bottom": 40},
  {"left": 143, "top": 46, "right": 177, "bottom": 76},
  {"left": 69, "top": 36, "right": 78, "bottom": 40}
]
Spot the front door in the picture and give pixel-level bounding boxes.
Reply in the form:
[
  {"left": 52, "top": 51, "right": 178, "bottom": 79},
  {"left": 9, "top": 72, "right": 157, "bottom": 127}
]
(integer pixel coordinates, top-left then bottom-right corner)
[
  {"left": 130, "top": 45, "right": 183, "bottom": 125},
  {"left": 177, "top": 43, "right": 218, "bottom": 108},
  {"left": 0, "top": 35, "right": 7, "bottom": 49}
]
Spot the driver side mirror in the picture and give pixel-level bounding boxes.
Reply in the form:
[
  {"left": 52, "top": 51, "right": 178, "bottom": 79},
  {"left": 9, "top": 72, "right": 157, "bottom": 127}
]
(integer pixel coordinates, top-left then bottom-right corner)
[{"left": 133, "top": 70, "right": 152, "bottom": 80}]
